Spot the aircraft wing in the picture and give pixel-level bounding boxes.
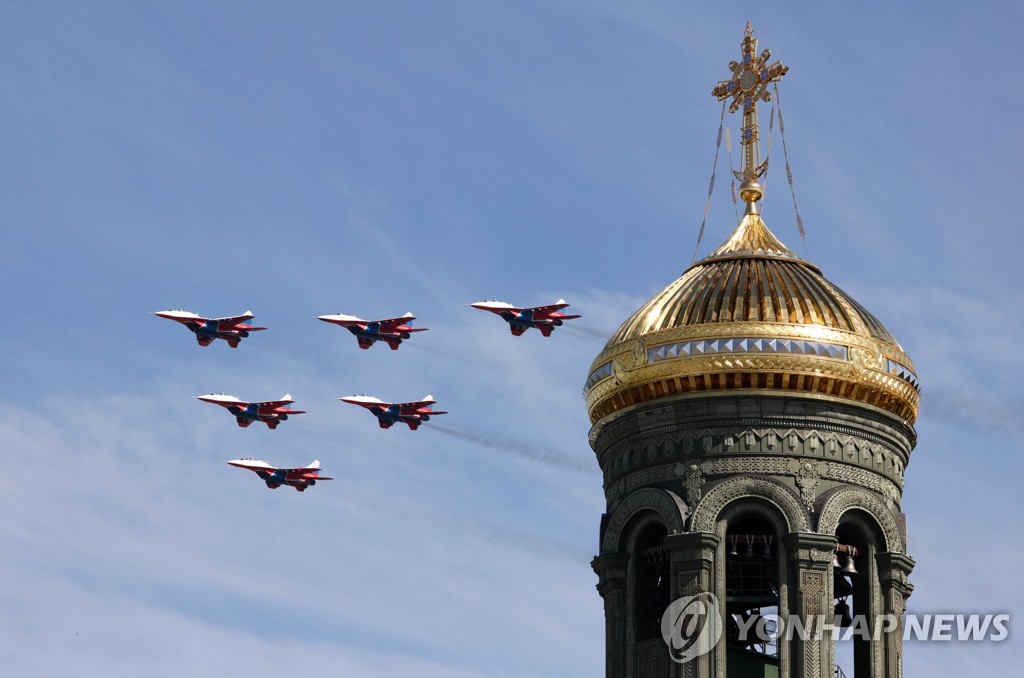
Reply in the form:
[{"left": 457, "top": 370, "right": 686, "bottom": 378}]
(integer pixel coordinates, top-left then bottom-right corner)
[
  {"left": 400, "top": 394, "right": 437, "bottom": 407},
  {"left": 318, "top": 313, "right": 366, "bottom": 326},
  {"left": 377, "top": 312, "right": 417, "bottom": 327},
  {"left": 357, "top": 336, "right": 377, "bottom": 349},
  {"left": 527, "top": 299, "right": 571, "bottom": 313},
  {"left": 211, "top": 311, "right": 256, "bottom": 324},
  {"left": 256, "top": 394, "right": 296, "bottom": 408},
  {"left": 470, "top": 301, "right": 523, "bottom": 314},
  {"left": 340, "top": 395, "right": 390, "bottom": 408},
  {"left": 227, "top": 459, "right": 275, "bottom": 471}
]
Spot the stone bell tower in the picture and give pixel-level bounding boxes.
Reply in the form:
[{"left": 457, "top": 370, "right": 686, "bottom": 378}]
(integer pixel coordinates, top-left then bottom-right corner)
[{"left": 584, "top": 25, "right": 919, "bottom": 678}]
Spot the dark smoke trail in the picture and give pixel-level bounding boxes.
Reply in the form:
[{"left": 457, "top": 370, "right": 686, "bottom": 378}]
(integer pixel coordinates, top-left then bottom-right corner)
[
  {"left": 561, "top": 323, "right": 611, "bottom": 343},
  {"left": 406, "top": 342, "right": 496, "bottom": 369},
  {"left": 425, "top": 422, "right": 599, "bottom": 475},
  {"left": 343, "top": 489, "right": 592, "bottom": 562},
  {"left": 923, "top": 386, "right": 1024, "bottom": 435}
]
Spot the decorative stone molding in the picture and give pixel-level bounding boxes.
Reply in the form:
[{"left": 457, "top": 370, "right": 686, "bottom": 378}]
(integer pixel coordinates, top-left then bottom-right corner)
[
  {"left": 591, "top": 394, "right": 916, "bottom": 465},
  {"left": 600, "top": 487, "right": 690, "bottom": 554},
  {"left": 690, "top": 475, "right": 811, "bottom": 534},
  {"left": 597, "top": 421, "right": 909, "bottom": 496},
  {"left": 816, "top": 486, "right": 904, "bottom": 553},
  {"left": 682, "top": 464, "right": 704, "bottom": 504},
  {"left": 605, "top": 456, "right": 904, "bottom": 512},
  {"left": 795, "top": 461, "right": 820, "bottom": 512}
]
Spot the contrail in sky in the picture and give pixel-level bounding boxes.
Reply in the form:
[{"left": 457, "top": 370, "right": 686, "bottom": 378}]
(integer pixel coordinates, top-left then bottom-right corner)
[
  {"left": 425, "top": 422, "right": 599, "bottom": 475},
  {"left": 406, "top": 341, "right": 497, "bottom": 369},
  {"left": 561, "top": 323, "right": 610, "bottom": 343},
  {"left": 923, "top": 386, "right": 1024, "bottom": 435}
]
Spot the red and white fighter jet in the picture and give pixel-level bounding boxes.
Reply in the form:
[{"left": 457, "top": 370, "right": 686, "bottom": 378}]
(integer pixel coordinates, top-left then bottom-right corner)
[
  {"left": 339, "top": 394, "right": 447, "bottom": 430},
  {"left": 469, "top": 299, "right": 581, "bottom": 336},
  {"left": 226, "top": 458, "right": 332, "bottom": 491},
  {"left": 153, "top": 309, "right": 266, "bottom": 348},
  {"left": 317, "top": 312, "right": 427, "bottom": 350},
  {"left": 197, "top": 393, "right": 305, "bottom": 429}
]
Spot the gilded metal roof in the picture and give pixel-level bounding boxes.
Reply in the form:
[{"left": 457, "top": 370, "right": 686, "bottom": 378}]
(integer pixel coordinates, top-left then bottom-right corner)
[
  {"left": 606, "top": 215, "right": 899, "bottom": 347},
  {"left": 584, "top": 215, "right": 919, "bottom": 427}
]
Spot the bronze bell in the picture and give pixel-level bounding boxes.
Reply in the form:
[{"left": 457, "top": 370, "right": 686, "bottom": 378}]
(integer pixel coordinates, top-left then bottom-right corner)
[
  {"left": 744, "top": 534, "right": 755, "bottom": 558},
  {"left": 842, "top": 554, "right": 859, "bottom": 576},
  {"left": 762, "top": 534, "right": 774, "bottom": 559},
  {"left": 835, "top": 598, "right": 854, "bottom": 627},
  {"left": 728, "top": 535, "right": 739, "bottom": 557},
  {"left": 832, "top": 549, "right": 841, "bottom": 569}
]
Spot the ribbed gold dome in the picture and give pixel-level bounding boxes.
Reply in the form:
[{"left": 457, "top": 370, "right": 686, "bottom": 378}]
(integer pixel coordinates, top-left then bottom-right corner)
[{"left": 584, "top": 214, "right": 920, "bottom": 426}]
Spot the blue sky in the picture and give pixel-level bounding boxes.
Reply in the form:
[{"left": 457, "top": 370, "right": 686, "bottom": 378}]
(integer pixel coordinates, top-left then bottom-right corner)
[{"left": 0, "top": 1, "right": 1020, "bottom": 675}]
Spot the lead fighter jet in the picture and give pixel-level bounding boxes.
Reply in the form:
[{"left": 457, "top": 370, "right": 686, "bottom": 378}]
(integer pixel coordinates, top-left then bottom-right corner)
[
  {"left": 469, "top": 299, "right": 581, "bottom": 336},
  {"left": 317, "top": 312, "right": 426, "bottom": 350},
  {"left": 196, "top": 393, "right": 305, "bottom": 429},
  {"left": 339, "top": 394, "right": 447, "bottom": 430},
  {"left": 226, "top": 458, "right": 332, "bottom": 491},
  {"left": 154, "top": 309, "right": 266, "bottom": 348}
]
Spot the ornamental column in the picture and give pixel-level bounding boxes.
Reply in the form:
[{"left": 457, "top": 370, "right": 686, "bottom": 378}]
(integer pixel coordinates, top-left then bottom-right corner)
[
  {"left": 785, "top": 532, "right": 838, "bottom": 678},
  {"left": 593, "top": 553, "right": 630, "bottom": 678},
  {"left": 876, "top": 553, "right": 914, "bottom": 678},
  {"left": 665, "top": 532, "right": 721, "bottom": 678}
]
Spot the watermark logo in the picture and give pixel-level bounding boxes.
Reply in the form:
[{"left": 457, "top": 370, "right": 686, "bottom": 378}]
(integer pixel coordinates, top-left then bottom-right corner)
[
  {"left": 660, "top": 592, "right": 722, "bottom": 663},
  {"left": 661, "top": 593, "right": 1009, "bottom": 657}
]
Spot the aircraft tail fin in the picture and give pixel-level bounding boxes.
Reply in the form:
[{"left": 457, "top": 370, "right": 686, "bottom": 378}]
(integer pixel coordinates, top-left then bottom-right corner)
[{"left": 307, "top": 460, "right": 321, "bottom": 469}]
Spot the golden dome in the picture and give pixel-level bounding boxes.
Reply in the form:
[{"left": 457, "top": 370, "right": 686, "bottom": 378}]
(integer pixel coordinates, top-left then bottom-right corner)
[{"left": 584, "top": 213, "right": 920, "bottom": 426}]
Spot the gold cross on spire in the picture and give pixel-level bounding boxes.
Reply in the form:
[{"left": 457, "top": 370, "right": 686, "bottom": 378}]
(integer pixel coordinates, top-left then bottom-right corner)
[{"left": 711, "top": 22, "right": 788, "bottom": 212}]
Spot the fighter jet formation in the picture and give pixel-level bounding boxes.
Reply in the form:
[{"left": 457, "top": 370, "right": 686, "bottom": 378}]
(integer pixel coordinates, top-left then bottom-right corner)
[
  {"left": 196, "top": 393, "right": 305, "bottom": 429},
  {"left": 317, "top": 311, "right": 427, "bottom": 350},
  {"left": 469, "top": 299, "right": 581, "bottom": 336},
  {"left": 155, "top": 299, "right": 582, "bottom": 493},
  {"left": 154, "top": 310, "right": 266, "bottom": 348},
  {"left": 227, "top": 458, "right": 332, "bottom": 491},
  {"left": 339, "top": 394, "right": 447, "bottom": 431}
]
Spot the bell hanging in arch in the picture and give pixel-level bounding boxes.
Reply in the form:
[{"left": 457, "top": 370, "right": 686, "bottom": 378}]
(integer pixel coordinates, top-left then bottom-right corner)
[
  {"left": 834, "top": 597, "right": 854, "bottom": 627},
  {"left": 842, "top": 554, "right": 859, "bottom": 576}
]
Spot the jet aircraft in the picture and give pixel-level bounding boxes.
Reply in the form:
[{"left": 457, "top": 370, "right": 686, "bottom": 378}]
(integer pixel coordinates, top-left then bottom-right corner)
[
  {"left": 317, "top": 312, "right": 426, "bottom": 350},
  {"left": 339, "top": 394, "right": 447, "bottom": 430},
  {"left": 154, "top": 309, "right": 266, "bottom": 348},
  {"left": 469, "top": 299, "right": 581, "bottom": 336},
  {"left": 226, "top": 458, "right": 332, "bottom": 491},
  {"left": 197, "top": 393, "right": 305, "bottom": 429}
]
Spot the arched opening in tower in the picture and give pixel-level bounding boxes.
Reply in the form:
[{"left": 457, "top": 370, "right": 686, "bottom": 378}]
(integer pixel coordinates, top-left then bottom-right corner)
[
  {"left": 633, "top": 522, "right": 670, "bottom": 643},
  {"left": 724, "top": 515, "right": 780, "bottom": 677},
  {"left": 833, "top": 515, "right": 885, "bottom": 678}
]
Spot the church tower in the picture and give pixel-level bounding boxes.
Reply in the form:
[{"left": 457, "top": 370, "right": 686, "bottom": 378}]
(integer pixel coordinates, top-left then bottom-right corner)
[{"left": 585, "top": 26, "right": 919, "bottom": 678}]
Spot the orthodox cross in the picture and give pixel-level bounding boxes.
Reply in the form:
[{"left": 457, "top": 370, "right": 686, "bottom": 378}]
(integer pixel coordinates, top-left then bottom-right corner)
[{"left": 711, "top": 22, "right": 788, "bottom": 204}]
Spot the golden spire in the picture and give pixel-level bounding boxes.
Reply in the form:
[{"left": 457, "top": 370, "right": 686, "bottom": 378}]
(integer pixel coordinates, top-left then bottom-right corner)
[{"left": 711, "top": 22, "right": 788, "bottom": 215}]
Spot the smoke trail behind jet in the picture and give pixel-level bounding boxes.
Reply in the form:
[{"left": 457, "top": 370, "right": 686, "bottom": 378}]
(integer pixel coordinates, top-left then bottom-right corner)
[
  {"left": 426, "top": 422, "right": 599, "bottom": 475},
  {"left": 561, "top": 323, "right": 611, "bottom": 343},
  {"left": 923, "top": 385, "right": 1024, "bottom": 435}
]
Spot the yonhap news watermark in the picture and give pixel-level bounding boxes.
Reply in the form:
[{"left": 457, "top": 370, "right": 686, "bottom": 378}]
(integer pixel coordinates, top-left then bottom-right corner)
[{"left": 661, "top": 594, "right": 1010, "bottom": 663}]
